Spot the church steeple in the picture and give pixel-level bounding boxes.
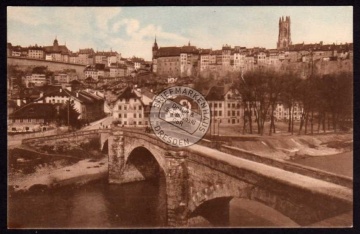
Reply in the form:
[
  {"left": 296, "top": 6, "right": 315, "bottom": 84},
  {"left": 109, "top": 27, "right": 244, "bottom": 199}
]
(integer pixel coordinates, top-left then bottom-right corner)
[
  {"left": 53, "top": 36, "right": 59, "bottom": 50},
  {"left": 152, "top": 35, "right": 159, "bottom": 59}
]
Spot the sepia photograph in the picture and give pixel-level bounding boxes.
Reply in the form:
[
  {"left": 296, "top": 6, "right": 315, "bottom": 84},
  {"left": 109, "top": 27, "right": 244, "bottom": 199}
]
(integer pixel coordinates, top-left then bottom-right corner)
[{"left": 7, "top": 6, "right": 353, "bottom": 228}]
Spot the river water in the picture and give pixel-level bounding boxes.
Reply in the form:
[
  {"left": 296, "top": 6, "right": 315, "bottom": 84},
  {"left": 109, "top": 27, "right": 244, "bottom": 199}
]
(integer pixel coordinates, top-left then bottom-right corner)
[
  {"left": 8, "top": 178, "right": 298, "bottom": 228},
  {"left": 8, "top": 179, "right": 167, "bottom": 228}
]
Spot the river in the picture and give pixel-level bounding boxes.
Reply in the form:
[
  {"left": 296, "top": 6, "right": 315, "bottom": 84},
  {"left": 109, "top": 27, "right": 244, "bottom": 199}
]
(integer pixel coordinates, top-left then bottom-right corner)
[
  {"left": 8, "top": 178, "right": 298, "bottom": 228},
  {"left": 9, "top": 178, "right": 167, "bottom": 228}
]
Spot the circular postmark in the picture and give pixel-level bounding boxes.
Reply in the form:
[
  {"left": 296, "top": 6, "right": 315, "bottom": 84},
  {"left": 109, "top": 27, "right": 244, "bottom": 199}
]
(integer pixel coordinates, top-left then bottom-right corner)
[{"left": 150, "top": 86, "right": 211, "bottom": 147}]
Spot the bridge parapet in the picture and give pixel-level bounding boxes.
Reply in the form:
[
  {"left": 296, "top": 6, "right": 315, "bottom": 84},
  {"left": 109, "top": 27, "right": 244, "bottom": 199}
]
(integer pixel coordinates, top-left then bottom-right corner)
[
  {"left": 21, "top": 129, "right": 112, "bottom": 154},
  {"left": 185, "top": 144, "right": 352, "bottom": 225},
  {"left": 198, "top": 138, "right": 352, "bottom": 188}
]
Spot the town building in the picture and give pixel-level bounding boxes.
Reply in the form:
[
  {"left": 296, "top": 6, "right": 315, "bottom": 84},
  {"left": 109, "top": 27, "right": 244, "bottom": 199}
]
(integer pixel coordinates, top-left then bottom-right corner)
[
  {"left": 84, "top": 64, "right": 107, "bottom": 80},
  {"left": 152, "top": 40, "right": 199, "bottom": 77},
  {"left": 273, "top": 102, "right": 303, "bottom": 121},
  {"left": 78, "top": 48, "right": 95, "bottom": 65},
  {"left": 205, "top": 85, "right": 243, "bottom": 126},
  {"left": 109, "top": 63, "right": 127, "bottom": 78},
  {"left": 112, "top": 86, "right": 147, "bottom": 126},
  {"left": 8, "top": 103, "right": 57, "bottom": 132},
  {"left": 10, "top": 88, "right": 42, "bottom": 107},
  {"left": 34, "top": 87, "right": 105, "bottom": 122},
  {"left": 53, "top": 72, "right": 78, "bottom": 84},
  {"left": 43, "top": 38, "right": 70, "bottom": 62},
  {"left": 28, "top": 45, "right": 45, "bottom": 59},
  {"left": 25, "top": 73, "right": 47, "bottom": 87}
]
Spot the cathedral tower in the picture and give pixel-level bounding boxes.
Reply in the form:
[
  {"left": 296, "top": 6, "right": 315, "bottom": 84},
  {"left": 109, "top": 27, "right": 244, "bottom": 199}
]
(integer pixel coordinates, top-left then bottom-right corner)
[{"left": 277, "top": 16, "right": 292, "bottom": 49}]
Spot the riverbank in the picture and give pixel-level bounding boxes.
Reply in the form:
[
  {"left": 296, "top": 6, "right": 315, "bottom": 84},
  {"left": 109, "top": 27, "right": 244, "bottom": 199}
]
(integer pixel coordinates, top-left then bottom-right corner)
[
  {"left": 9, "top": 156, "right": 107, "bottom": 193},
  {"left": 224, "top": 133, "right": 353, "bottom": 160}
]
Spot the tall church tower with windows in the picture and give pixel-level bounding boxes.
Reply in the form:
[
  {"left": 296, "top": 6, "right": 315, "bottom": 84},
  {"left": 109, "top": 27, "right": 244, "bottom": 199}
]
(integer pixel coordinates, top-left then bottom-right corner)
[{"left": 277, "top": 16, "right": 292, "bottom": 49}]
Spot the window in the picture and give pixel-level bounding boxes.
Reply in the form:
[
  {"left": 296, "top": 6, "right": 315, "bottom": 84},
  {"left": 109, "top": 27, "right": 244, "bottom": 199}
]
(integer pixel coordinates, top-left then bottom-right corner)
[
  {"left": 228, "top": 103, "right": 230, "bottom": 108},
  {"left": 138, "top": 121, "right": 142, "bottom": 125},
  {"left": 119, "top": 105, "right": 122, "bottom": 110},
  {"left": 228, "top": 111, "right": 230, "bottom": 116},
  {"left": 214, "top": 103, "right": 218, "bottom": 108},
  {"left": 124, "top": 106, "right": 127, "bottom": 110},
  {"left": 124, "top": 114, "right": 127, "bottom": 118},
  {"left": 232, "top": 103, "right": 235, "bottom": 108},
  {"left": 232, "top": 111, "right": 235, "bottom": 116},
  {"left": 209, "top": 103, "right": 212, "bottom": 108},
  {"left": 214, "top": 111, "right": 217, "bottom": 116},
  {"left": 124, "top": 121, "right": 127, "bottom": 125},
  {"left": 139, "top": 114, "right": 142, "bottom": 118},
  {"left": 237, "top": 111, "right": 240, "bottom": 116},
  {"left": 219, "top": 111, "right": 222, "bottom": 116},
  {"left": 119, "top": 113, "right": 122, "bottom": 118},
  {"left": 139, "top": 106, "right": 142, "bottom": 110},
  {"left": 134, "top": 113, "right": 136, "bottom": 118},
  {"left": 219, "top": 103, "right": 222, "bottom": 108}
]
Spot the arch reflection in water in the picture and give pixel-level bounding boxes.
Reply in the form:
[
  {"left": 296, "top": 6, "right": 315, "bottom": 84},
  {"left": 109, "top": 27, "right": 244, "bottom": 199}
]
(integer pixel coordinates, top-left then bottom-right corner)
[{"left": 188, "top": 197, "right": 299, "bottom": 227}]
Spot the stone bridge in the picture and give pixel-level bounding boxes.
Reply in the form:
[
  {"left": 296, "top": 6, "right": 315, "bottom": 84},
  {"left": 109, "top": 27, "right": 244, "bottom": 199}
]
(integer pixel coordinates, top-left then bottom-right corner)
[{"left": 21, "top": 128, "right": 353, "bottom": 227}]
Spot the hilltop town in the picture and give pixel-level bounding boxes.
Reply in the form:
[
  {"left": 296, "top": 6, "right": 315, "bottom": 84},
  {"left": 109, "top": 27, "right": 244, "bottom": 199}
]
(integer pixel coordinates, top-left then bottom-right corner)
[{"left": 7, "top": 16, "right": 353, "bottom": 137}]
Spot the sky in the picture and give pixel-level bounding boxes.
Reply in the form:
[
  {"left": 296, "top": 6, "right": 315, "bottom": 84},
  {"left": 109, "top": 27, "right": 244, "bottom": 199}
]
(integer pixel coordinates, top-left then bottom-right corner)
[{"left": 7, "top": 6, "right": 353, "bottom": 61}]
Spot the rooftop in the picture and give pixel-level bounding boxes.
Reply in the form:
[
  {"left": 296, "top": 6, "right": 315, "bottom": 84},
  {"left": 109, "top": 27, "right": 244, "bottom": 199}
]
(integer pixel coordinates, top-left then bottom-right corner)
[{"left": 9, "top": 103, "right": 56, "bottom": 119}]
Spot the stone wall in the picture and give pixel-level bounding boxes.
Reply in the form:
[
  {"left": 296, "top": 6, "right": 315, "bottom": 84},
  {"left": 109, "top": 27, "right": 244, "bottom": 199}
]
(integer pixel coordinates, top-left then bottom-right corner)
[{"left": 8, "top": 57, "right": 86, "bottom": 79}]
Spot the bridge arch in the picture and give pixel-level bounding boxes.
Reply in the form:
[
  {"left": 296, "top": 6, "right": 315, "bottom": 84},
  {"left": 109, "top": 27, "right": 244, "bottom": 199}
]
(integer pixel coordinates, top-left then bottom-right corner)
[
  {"left": 187, "top": 181, "right": 305, "bottom": 226},
  {"left": 123, "top": 137, "right": 167, "bottom": 175},
  {"left": 101, "top": 139, "right": 109, "bottom": 153},
  {"left": 123, "top": 146, "right": 167, "bottom": 182}
]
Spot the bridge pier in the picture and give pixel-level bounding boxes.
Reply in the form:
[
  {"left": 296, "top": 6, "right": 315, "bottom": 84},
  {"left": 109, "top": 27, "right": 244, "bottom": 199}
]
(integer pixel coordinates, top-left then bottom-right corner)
[
  {"left": 165, "top": 151, "right": 189, "bottom": 227},
  {"left": 108, "top": 131, "right": 125, "bottom": 184}
]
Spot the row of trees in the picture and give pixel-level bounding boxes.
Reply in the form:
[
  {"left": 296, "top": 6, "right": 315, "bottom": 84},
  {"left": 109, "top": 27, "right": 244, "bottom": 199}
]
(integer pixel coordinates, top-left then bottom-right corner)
[
  {"left": 56, "top": 101, "right": 83, "bottom": 130},
  {"left": 235, "top": 68, "right": 353, "bottom": 135}
]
